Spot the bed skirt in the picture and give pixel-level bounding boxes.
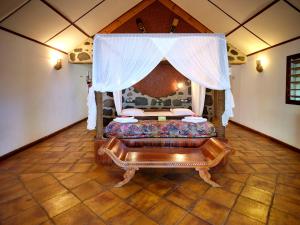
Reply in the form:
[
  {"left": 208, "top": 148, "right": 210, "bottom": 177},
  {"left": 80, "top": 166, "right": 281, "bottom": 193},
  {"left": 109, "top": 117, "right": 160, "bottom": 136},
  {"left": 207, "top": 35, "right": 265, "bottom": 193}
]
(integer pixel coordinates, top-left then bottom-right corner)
[{"left": 104, "top": 120, "right": 216, "bottom": 139}]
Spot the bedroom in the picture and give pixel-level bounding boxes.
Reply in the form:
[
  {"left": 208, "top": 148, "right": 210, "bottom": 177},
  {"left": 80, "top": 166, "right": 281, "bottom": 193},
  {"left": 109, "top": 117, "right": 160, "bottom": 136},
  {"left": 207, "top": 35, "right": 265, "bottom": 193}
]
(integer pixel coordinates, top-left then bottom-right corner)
[{"left": 0, "top": 0, "right": 299, "bottom": 224}]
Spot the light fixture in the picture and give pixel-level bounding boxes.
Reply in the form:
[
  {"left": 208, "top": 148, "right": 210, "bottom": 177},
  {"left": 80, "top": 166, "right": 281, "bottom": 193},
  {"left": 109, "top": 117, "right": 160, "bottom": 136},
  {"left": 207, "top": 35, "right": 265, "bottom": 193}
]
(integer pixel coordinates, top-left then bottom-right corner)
[
  {"left": 177, "top": 82, "right": 184, "bottom": 89},
  {"left": 136, "top": 18, "right": 146, "bottom": 33},
  {"left": 256, "top": 60, "right": 263, "bottom": 72},
  {"left": 54, "top": 59, "right": 62, "bottom": 70},
  {"left": 170, "top": 17, "right": 179, "bottom": 33}
]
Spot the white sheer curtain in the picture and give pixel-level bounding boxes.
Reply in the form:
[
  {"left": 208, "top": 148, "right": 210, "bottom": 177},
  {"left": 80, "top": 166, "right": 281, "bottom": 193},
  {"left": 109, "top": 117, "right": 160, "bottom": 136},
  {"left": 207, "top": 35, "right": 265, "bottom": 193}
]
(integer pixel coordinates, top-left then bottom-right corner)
[
  {"left": 166, "top": 36, "right": 229, "bottom": 89},
  {"left": 113, "top": 90, "right": 123, "bottom": 115},
  {"left": 191, "top": 82, "right": 206, "bottom": 116},
  {"left": 87, "top": 34, "right": 234, "bottom": 129},
  {"left": 92, "top": 35, "right": 164, "bottom": 91}
]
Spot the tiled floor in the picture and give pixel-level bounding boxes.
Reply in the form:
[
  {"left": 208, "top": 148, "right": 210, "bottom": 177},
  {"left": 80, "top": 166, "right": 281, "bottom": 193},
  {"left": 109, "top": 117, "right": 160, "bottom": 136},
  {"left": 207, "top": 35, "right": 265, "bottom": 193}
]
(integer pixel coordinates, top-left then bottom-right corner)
[{"left": 0, "top": 122, "right": 300, "bottom": 225}]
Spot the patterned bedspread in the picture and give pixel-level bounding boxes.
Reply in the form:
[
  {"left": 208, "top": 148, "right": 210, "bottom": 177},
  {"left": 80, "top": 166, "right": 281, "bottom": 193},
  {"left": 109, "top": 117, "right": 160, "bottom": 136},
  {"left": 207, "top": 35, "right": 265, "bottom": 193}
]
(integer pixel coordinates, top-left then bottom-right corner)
[{"left": 104, "top": 120, "right": 216, "bottom": 138}]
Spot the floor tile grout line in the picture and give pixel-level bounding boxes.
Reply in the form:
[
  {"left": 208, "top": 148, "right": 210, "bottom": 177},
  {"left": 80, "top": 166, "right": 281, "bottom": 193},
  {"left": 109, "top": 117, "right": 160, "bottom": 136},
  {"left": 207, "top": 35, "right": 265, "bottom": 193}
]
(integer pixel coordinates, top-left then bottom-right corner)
[
  {"left": 122, "top": 174, "right": 207, "bottom": 224},
  {"left": 45, "top": 174, "right": 108, "bottom": 223},
  {"left": 0, "top": 174, "right": 35, "bottom": 221},
  {"left": 15, "top": 174, "right": 53, "bottom": 223},
  {"left": 228, "top": 173, "right": 276, "bottom": 223},
  {"left": 1, "top": 122, "right": 300, "bottom": 224},
  {"left": 222, "top": 185, "right": 245, "bottom": 225},
  {"left": 265, "top": 173, "right": 278, "bottom": 225}
]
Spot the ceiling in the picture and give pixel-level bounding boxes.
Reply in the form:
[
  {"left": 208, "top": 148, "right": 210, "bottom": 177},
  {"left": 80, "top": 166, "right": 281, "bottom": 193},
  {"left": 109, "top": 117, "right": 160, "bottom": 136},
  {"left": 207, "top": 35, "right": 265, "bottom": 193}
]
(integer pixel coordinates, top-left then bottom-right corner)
[{"left": 0, "top": 0, "right": 299, "bottom": 55}]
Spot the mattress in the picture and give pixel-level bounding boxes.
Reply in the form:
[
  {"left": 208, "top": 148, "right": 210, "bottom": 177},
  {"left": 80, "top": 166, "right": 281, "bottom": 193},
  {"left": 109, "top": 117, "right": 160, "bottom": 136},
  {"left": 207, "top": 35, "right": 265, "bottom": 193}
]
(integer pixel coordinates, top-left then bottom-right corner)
[
  {"left": 120, "top": 109, "right": 195, "bottom": 117},
  {"left": 104, "top": 120, "right": 216, "bottom": 138}
]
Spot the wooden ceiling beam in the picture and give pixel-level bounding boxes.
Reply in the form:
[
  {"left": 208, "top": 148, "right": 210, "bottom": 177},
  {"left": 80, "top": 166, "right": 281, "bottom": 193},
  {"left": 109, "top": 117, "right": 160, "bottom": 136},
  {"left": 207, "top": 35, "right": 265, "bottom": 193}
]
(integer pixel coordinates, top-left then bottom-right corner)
[
  {"left": 226, "top": 0, "right": 280, "bottom": 37},
  {"left": 158, "top": 0, "right": 211, "bottom": 33},
  {"left": 99, "top": 0, "right": 212, "bottom": 34},
  {"left": 99, "top": 0, "right": 156, "bottom": 33},
  {"left": 40, "top": 0, "right": 91, "bottom": 38}
]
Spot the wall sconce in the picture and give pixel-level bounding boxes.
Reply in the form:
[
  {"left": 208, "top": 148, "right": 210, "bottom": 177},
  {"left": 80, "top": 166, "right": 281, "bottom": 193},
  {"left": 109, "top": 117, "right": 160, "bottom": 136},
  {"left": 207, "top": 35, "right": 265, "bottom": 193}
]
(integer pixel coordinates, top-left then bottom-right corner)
[
  {"left": 54, "top": 59, "right": 62, "bottom": 70},
  {"left": 256, "top": 60, "right": 263, "bottom": 72},
  {"left": 177, "top": 82, "right": 184, "bottom": 89},
  {"left": 86, "top": 71, "right": 92, "bottom": 87}
]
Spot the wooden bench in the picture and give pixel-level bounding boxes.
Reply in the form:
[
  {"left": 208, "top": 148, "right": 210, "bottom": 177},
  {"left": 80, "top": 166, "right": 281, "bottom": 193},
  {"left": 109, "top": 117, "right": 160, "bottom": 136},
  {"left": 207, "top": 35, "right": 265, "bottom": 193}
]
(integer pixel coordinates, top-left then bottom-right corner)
[{"left": 98, "top": 137, "right": 231, "bottom": 187}]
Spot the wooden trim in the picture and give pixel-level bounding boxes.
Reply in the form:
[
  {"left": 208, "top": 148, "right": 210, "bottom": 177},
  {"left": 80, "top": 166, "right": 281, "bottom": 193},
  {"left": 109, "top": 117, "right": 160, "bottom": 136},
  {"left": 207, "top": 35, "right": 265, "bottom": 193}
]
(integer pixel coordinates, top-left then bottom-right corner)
[
  {"left": 99, "top": 0, "right": 156, "bottom": 33},
  {"left": 0, "top": 0, "right": 31, "bottom": 23},
  {"left": 284, "top": 0, "right": 300, "bottom": 13},
  {"left": 158, "top": 0, "right": 211, "bottom": 33},
  {"left": 208, "top": 0, "right": 270, "bottom": 46},
  {"left": 40, "top": 0, "right": 91, "bottom": 39},
  {"left": 247, "top": 36, "right": 300, "bottom": 56},
  {"left": 45, "top": 25, "right": 72, "bottom": 43},
  {"left": 73, "top": 0, "right": 106, "bottom": 23},
  {"left": 0, "top": 118, "right": 87, "bottom": 161},
  {"left": 229, "top": 120, "right": 299, "bottom": 151},
  {"left": 0, "top": 26, "right": 68, "bottom": 54},
  {"left": 207, "top": 0, "right": 239, "bottom": 24},
  {"left": 286, "top": 53, "right": 300, "bottom": 105},
  {"left": 226, "top": 0, "right": 279, "bottom": 36},
  {"left": 99, "top": 0, "right": 212, "bottom": 34}
]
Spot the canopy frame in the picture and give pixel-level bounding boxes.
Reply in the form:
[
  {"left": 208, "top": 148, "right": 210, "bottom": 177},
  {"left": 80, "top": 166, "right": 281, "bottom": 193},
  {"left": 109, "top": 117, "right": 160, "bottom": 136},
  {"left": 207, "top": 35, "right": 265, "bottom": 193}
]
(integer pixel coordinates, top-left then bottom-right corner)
[{"left": 89, "top": 33, "right": 233, "bottom": 138}]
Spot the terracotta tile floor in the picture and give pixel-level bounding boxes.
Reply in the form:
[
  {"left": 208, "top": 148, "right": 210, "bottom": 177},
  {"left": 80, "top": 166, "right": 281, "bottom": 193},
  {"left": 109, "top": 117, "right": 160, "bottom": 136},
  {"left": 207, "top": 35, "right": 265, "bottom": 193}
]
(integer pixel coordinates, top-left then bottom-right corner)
[{"left": 0, "top": 122, "right": 300, "bottom": 225}]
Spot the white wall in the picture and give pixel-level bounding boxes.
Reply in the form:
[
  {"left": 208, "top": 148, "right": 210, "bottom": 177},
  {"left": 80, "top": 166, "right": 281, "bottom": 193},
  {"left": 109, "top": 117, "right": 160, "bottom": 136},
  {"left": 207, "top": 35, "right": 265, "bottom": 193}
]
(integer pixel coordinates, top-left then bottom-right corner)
[
  {"left": 231, "top": 39, "right": 300, "bottom": 149},
  {"left": 0, "top": 30, "right": 91, "bottom": 156}
]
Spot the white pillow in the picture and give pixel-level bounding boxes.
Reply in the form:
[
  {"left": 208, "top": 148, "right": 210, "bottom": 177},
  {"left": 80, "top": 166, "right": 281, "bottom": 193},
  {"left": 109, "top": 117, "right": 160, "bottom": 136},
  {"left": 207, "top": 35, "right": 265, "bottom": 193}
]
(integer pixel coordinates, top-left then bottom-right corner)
[
  {"left": 171, "top": 108, "right": 195, "bottom": 116},
  {"left": 120, "top": 108, "right": 144, "bottom": 116}
]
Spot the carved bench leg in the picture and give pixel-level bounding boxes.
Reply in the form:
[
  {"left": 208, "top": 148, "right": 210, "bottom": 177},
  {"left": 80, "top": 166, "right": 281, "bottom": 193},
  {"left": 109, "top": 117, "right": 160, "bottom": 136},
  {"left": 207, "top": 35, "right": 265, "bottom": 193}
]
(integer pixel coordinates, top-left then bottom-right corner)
[
  {"left": 196, "top": 168, "right": 221, "bottom": 187},
  {"left": 114, "top": 168, "right": 137, "bottom": 188}
]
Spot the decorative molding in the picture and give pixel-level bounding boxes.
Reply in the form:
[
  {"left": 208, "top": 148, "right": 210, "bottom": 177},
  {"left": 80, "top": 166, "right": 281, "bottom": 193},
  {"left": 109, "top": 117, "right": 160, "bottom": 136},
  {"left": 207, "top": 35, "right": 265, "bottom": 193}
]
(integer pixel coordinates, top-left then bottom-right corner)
[
  {"left": 0, "top": 0, "right": 31, "bottom": 23},
  {"left": 40, "top": 0, "right": 90, "bottom": 40},
  {"left": 207, "top": 0, "right": 270, "bottom": 46},
  {"left": 247, "top": 36, "right": 300, "bottom": 56},
  {"left": 73, "top": 0, "right": 106, "bottom": 23},
  {"left": 284, "top": 0, "right": 300, "bottom": 13},
  {"left": 226, "top": 0, "right": 280, "bottom": 37}
]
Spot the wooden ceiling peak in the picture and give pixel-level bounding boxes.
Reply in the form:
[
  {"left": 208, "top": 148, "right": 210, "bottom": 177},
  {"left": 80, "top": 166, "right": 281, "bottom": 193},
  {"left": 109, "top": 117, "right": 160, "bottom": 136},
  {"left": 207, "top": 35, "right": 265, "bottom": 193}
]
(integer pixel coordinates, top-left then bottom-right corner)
[
  {"left": 99, "top": 0, "right": 212, "bottom": 34},
  {"left": 158, "top": 0, "right": 211, "bottom": 33}
]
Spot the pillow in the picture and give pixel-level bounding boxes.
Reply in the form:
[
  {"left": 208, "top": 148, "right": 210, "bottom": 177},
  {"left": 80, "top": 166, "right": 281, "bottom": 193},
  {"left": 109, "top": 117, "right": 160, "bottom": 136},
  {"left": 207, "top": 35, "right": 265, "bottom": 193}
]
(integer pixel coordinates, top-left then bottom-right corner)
[
  {"left": 120, "top": 108, "right": 145, "bottom": 116},
  {"left": 171, "top": 108, "right": 195, "bottom": 116}
]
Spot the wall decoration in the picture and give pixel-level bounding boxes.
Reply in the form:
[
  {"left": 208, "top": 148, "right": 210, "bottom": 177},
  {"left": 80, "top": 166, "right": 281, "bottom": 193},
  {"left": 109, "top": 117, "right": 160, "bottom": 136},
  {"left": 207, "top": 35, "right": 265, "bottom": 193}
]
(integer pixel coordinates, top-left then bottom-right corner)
[
  {"left": 68, "top": 38, "right": 93, "bottom": 64},
  {"left": 227, "top": 43, "right": 247, "bottom": 64}
]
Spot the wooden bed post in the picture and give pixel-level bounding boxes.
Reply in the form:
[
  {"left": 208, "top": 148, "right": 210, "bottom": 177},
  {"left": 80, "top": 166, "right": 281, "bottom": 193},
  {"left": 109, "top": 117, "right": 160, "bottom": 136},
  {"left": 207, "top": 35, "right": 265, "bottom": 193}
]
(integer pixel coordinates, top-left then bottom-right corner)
[
  {"left": 94, "top": 91, "right": 113, "bottom": 165},
  {"left": 214, "top": 90, "right": 225, "bottom": 139},
  {"left": 95, "top": 91, "right": 103, "bottom": 139}
]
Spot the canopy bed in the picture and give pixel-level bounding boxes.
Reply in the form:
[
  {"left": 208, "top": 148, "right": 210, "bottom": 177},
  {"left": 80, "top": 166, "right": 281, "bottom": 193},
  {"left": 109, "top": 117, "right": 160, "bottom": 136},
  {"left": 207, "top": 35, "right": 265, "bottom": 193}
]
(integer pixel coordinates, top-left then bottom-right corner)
[{"left": 88, "top": 33, "right": 234, "bottom": 187}]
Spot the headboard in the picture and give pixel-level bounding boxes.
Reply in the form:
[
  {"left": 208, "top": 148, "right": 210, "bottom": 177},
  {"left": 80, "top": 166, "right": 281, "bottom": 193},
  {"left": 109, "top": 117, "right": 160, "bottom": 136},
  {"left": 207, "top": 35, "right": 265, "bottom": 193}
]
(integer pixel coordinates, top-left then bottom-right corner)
[{"left": 133, "top": 61, "right": 187, "bottom": 98}]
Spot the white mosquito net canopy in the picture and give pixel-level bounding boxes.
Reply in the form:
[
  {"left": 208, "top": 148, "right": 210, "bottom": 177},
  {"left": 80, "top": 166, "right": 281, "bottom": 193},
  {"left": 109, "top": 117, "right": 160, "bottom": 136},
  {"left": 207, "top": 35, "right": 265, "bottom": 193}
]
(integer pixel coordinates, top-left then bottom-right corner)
[{"left": 87, "top": 33, "right": 234, "bottom": 130}]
